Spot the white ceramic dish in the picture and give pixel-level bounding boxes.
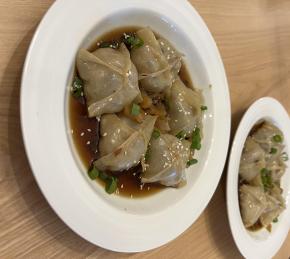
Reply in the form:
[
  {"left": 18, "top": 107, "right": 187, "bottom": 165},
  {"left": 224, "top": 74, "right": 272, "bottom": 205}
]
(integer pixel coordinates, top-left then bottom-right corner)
[
  {"left": 21, "top": 0, "right": 230, "bottom": 252},
  {"left": 227, "top": 97, "right": 290, "bottom": 259}
]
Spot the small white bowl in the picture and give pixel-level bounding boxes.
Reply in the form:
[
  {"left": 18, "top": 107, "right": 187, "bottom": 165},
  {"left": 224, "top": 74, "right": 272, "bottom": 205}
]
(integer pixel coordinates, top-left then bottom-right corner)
[
  {"left": 227, "top": 97, "right": 290, "bottom": 259},
  {"left": 21, "top": 0, "right": 231, "bottom": 252}
]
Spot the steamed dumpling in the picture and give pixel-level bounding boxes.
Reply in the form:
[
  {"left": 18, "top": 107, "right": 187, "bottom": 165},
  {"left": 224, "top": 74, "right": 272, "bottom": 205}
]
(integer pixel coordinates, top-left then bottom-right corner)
[
  {"left": 252, "top": 122, "right": 284, "bottom": 152},
  {"left": 158, "top": 37, "right": 182, "bottom": 78},
  {"left": 141, "top": 134, "right": 190, "bottom": 187},
  {"left": 167, "top": 78, "right": 203, "bottom": 137},
  {"left": 94, "top": 114, "right": 156, "bottom": 172},
  {"left": 77, "top": 43, "right": 141, "bottom": 117},
  {"left": 239, "top": 185, "right": 267, "bottom": 228},
  {"left": 259, "top": 193, "right": 285, "bottom": 228},
  {"left": 131, "top": 28, "right": 180, "bottom": 93},
  {"left": 239, "top": 137, "right": 266, "bottom": 182}
]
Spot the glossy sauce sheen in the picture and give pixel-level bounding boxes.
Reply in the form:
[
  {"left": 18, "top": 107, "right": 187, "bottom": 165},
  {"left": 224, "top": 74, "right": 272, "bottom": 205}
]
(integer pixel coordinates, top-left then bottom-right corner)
[{"left": 69, "top": 27, "right": 194, "bottom": 198}]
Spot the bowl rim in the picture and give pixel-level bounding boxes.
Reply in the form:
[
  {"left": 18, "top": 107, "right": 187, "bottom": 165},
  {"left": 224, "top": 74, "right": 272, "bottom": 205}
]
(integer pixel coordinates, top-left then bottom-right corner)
[
  {"left": 226, "top": 97, "right": 290, "bottom": 259},
  {"left": 20, "top": 0, "right": 231, "bottom": 252}
]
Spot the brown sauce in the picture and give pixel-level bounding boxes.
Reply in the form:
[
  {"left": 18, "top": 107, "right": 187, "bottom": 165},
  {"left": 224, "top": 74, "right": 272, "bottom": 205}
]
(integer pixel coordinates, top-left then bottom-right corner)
[{"left": 69, "top": 27, "right": 194, "bottom": 198}]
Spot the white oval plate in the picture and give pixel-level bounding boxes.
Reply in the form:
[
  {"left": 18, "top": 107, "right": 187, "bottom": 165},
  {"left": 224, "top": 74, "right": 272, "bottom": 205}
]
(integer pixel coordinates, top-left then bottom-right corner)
[
  {"left": 21, "top": 0, "right": 230, "bottom": 252},
  {"left": 227, "top": 97, "right": 290, "bottom": 259}
]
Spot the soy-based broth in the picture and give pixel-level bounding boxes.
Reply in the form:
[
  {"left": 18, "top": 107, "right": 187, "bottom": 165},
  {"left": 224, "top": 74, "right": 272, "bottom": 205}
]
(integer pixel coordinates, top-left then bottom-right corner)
[{"left": 69, "top": 27, "right": 195, "bottom": 198}]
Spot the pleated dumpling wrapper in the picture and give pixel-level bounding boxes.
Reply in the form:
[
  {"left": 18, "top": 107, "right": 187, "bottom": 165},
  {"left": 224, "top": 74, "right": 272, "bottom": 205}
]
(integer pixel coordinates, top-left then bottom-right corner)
[
  {"left": 239, "top": 137, "right": 266, "bottom": 182},
  {"left": 77, "top": 43, "right": 141, "bottom": 117},
  {"left": 94, "top": 114, "right": 156, "bottom": 172},
  {"left": 131, "top": 27, "right": 181, "bottom": 93},
  {"left": 239, "top": 185, "right": 267, "bottom": 228},
  {"left": 167, "top": 77, "right": 203, "bottom": 137},
  {"left": 141, "top": 134, "right": 191, "bottom": 187}
]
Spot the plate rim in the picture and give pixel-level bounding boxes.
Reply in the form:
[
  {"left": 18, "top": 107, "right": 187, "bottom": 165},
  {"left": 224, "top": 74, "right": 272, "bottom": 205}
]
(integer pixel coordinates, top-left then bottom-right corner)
[{"left": 20, "top": 0, "right": 231, "bottom": 252}]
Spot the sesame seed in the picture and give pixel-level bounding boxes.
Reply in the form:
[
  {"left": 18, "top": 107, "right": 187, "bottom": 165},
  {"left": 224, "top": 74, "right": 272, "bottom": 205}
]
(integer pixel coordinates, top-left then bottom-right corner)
[
  {"left": 86, "top": 141, "right": 90, "bottom": 145},
  {"left": 103, "top": 132, "right": 108, "bottom": 137},
  {"left": 81, "top": 132, "right": 85, "bottom": 137},
  {"left": 71, "top": 129, "right": 74, "bottom": 134},
  {"left": 87, "top": 129, "right": 91, "bottom": 132},
  {"left": 121, "top": 184, "right": 124, "bottom": 189},
  {"left": 147, "top": 186, "right": 150, "bottom": 190}
]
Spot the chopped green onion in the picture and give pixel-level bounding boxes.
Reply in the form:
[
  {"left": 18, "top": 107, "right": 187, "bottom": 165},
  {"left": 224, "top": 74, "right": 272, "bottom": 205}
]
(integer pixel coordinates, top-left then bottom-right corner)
[
  {"left": 191, "top": 127, "right": 201, "bottom": 150},
  {"left": 260, "top": 168, "right": 273, "bottom": 191},
  {"left": 281, "top": 152, "right": 289, "bottom": 161},
  {"left": 176, "top": 130, "right": 186, "bottom": 140},
  {"left": 88, "top": 166, "right": 99, "bottom": 180},
  {"left": 272, "top": 134, "right": 283, "bottom": 143},
  {"left": 72, "top": 76, "right": 84, "bottom": 98},
  {"left": 200, "top": 105, "right": 208, "bottom": 111},
  {"left": 88, "top": 166, "right": 118, "bottom": 194},
  {"left": 99, "top": 41, "right": 119, "bottom": 49},
  {"left": 131, "top": 103, "right": 140, "bottom": 116},
  {"left": 145, "top": 148, "right": 150, "bottom": 162},
  {"left": 152, "top": 129, "right": 160, "bottom": 139},
  {"left": 105, "top": 177, "right": 118, "bottom": 194},
  {"left": 273, "top": 218, "right": 278, "bottom": 223},
  {"left": 186, "top": 159, "right": 198, "bottom": 168},
  {"left": 123, "top": 34, "right": 144, "bottom": 49},
  {"left": 270, "top": 148, "right": 277, "bottom": 154}
]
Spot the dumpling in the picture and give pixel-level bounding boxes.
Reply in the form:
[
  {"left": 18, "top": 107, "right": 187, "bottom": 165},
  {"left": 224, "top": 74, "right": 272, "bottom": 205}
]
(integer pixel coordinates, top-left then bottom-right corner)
[
  {"left": 259, "top": 193, "right": 285, "bottom": 228},
  {"left": 158, "top": 37, "right": 182, "bottom": 78},
  {"left": 239, "top": 137, "right": 266, "bottom": 182},
  {"left": 141, "top": 134, "right": 191, "bottom": 187},
  {"left": 166, "top": 77, "right": 203, "bottom": 137},
  {"left": 94, "top": 114, "right": 156, "bottom": 172},
  {"left": 239, "top": 185, "right": 267, "bottom": 228},
  {"left": 131, "top": 27, "right": 180, "bottom": 93},
  {"left": 77, "top": 43, "right": 141, "bottom": 117},
  {"left": 252, "top": 122, "right": 284, "bottom": 152}
]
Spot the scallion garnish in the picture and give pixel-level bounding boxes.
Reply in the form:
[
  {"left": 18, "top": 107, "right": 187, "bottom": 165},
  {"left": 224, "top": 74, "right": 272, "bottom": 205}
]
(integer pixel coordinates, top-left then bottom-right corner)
[
  {"left": 270, "top": 147, "right": 277, "bottom": 154},
  {"left": 191, "top": 127, "right": 201, "bottom": 150},
  {"left": 131, "top": 103, "right": 140, "bottom": 116},
  {"left": 72, "top": 76, "right": 84, "bottom": 98},
  {"left": 260, "top": 168, "right": 273, "bottom": 191},
  {"left": 272, "top": 134, "right": 283, "bottom": 143},
  {"left": 186, "top": 159, "right": 198, "bottom": 168},
  {"left": 176, "top": 130, "right": 186, "bottom": 140},
  {"left": 99, "top": 41, "right": 119, "bottom": 49},
  {"left": 200, "top": 105, "right": 208, "bottom": 111},
  {"left": 123, "top": 34, "right": 144, "bottom": 49},
  {"left": 88, "top": 166, "right": 118, "bottom": 194},
  {"left": 273, "top": 218, "right": 278, "bottom": 223},
  {"left": 105, "top": 177, "right": 118, "bottom": 194},
  {"left": 152, "top": 129, "right": 160, "bottom": 139},
  {"left": 88, "top": 166, "right": 99, "bottom": 180},
  {"left": 145, "top": 148, "right": 150, "bottom": 162}
]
